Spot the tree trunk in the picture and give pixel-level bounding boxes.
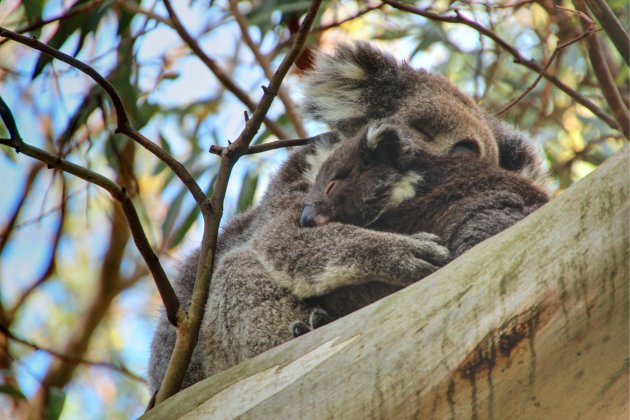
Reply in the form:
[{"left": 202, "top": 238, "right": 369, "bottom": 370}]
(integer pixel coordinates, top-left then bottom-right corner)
[{"left": 143, "top": 147, "right": 629, "bottom": 419}]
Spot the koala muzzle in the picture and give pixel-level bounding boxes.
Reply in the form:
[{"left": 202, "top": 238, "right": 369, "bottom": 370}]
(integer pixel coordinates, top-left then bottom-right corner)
[
  {"left": 300, "top": 205, "right": 331, "bottom": 227},
  {"left": 300, "top": 204, "right": 317, "bottom": 227}
]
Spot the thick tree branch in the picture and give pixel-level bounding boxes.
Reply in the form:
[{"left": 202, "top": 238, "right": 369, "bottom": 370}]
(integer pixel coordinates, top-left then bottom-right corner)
[
  {"left": 0, "top": 26, "right": 209, "bottom": 209},
  {"left": 381, "top": 0, "right": 622, "bottom": 133},
  {"left": 161, "top": 0, "right": 289, "bottom": 141}
]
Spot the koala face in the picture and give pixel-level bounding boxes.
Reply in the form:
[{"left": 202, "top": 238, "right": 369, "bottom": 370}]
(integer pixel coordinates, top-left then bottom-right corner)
[
  {"left": 301, "top": 124, "right": 420, "bottom": 228},
  {"left": 302, "top": 42, "right": 499, "bottom": 167}
]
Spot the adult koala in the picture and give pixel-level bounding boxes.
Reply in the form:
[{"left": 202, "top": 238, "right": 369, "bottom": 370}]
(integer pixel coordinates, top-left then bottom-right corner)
[{"left": 148, "top": 42, "right": 546, "bottom": 392}]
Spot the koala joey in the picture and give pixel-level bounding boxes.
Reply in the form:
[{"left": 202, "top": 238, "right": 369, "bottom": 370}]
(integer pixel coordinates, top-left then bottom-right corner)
[
  {"left": 298, "top": 123, "right": 549, "bottom": 323},
  {"left": 148, "top": 41, "right": 547, "bottom": 393}
]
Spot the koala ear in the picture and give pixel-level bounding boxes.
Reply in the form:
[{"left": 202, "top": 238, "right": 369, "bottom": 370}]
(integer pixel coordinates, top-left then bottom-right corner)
[
  {"left": 486, "top": 117, "right": 547, "bottom": 186},
  {"left": 301, "top": 42, "right": 415, "bottom": 135},
  {"left": 359, "top": 124, "right": 415, "bottom": 169}
]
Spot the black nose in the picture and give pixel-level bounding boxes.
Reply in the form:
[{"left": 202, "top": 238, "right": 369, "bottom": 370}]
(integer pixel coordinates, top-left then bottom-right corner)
[{"left": 300, "top": 204, "right": 316, "bottom": 227}]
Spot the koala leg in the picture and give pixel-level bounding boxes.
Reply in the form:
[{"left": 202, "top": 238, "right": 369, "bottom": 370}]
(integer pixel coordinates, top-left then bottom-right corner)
[{"left": 201, "top": 248, "right": 312, "bottom": 377}]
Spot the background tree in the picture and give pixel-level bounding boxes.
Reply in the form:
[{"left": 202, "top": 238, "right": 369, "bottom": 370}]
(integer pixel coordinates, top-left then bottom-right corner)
[{"left": 0, "top": 0, "right": 626, "bottom": 418}]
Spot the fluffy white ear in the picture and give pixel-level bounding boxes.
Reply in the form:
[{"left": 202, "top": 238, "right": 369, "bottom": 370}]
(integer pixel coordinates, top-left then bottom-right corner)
[
  {"left": 360, "top": 123, "right": 415, "bottom": 168},
  {"left": 301, "top": 42, "right": 404, "bottom": 129}
]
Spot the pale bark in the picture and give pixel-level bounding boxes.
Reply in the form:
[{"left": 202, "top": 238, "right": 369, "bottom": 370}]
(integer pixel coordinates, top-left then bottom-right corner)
[{"left": 144, "top": 147, "right": 629, "bottom": 420}]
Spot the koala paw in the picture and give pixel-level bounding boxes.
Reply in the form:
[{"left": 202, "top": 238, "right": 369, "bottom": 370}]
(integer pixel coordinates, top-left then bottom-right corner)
[
  {"left": 291, "top": 307, "right": 333, "bottom": 338},
  {"left": 407, "top": 232, "right": 450, "bottom": 266},
  {"left": 291, "top": 321, "right": 311, "bottom": 338},
  {"left": 309, "top": 307, "right": 332, "bottom": 329}
]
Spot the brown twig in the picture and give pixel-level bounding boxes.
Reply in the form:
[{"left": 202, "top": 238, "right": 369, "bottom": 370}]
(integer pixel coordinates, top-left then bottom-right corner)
[
  {"left": 0, "top": 163, "right": 44, "bottom": 254},
  {"left": 0, "top": 324, "right": 145, "bottom": 383},
  {"left": 573, "top": 1, "right": 629, "bottom": 139},
  {"left": 0, "top": 95, "right": 180, "bottom": 327},
  {"left": 583, "top": 0, "right": 629, "bottom": 65},
  {"left": 6, "top": 177, "right": 67, "bottom": 323},
  {"left": 496, "top": 21, "right": 598, "bottom": 115},
  {"left": 153, "top": 0, "right": 323, "bottom": 405},
  {"left": 0, "top": 26, "right": 208, "bottom": 209},
  {"left": 209, "top": 137, "right": 310, "bottom": 156},
  {"left": 161, "top": 0, "right": 289, "bottom": 141},
  {"left": 229, "top": 0, "right": 307, "bottom": 138},
  {"left": 380, "top": 0, "right": 621, "bottom": 133},
  {"left": 0, "top": 0, "right": 104, "bottom": 46},
  {"left": 268, "top": 3, "right": 385, "bottom": 60}
]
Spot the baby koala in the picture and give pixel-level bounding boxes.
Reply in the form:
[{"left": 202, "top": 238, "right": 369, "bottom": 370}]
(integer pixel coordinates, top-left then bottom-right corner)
[{"left": 296, "top": 123, "right": 549, "bottom": 331}]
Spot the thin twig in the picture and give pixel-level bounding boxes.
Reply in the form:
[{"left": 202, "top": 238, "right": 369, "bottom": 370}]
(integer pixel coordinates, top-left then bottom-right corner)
[
  {"left": 380, "top": 0, "right": 622, "bottom": 133},
  {"left": 6, "top": 178, "right": 67, "bottom": 323},
  {"left": 573, "top": 0, "right": 629, "bottom": 139},
  {"left": 496, "top": 23, "right": 598, "bottom": 115},
  {"left": 162, "top": 0, "right": 289, "bottom": 141},
  {"left": 229, "top": 0, "right": 307, "bottom": 138},
  {"left": 0, "top": 324, "right": 145, "bottom": 383},
  {"left": 209, "top": 137, "right": 310, "bottom": 156},
  {"left": 0, "top": 26, "right": 208, "bottom": 209},
  {"left": 583, "top": 0, "right": 630, "bottom": 65},
  {"left": 0, "top": 96, "right": 180, "bottom": 327}
]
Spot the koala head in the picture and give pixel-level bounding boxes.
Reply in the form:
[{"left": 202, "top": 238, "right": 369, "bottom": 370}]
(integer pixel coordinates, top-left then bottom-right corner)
[
  {"left": 302, "top": 42, "right": 545, "bottom": 184},
  {"left": 301, "top": 123, "right": 423, "bottom": 228}
]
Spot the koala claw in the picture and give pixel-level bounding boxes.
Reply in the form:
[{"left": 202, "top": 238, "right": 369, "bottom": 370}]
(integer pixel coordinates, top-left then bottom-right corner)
[
  {"left": 309, "top": 307, "right": 332, "bottom": 329},
  {"left": 292, "top": 321, "right": 311, "bottom": 337},
  {"left": 291, "top": 307, "right": 333, "bottom": 338}
]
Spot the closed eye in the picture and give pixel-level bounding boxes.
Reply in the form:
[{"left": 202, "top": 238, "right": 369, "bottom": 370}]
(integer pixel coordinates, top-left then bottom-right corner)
[{"left": 449, "top": 139, "right": 480, "bottom": 156}]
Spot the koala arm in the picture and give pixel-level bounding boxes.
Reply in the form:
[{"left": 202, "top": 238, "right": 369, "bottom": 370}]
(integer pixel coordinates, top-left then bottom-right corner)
[
  {"left": 444, "top": 190, "right": 545, "bottom": 258},
  {"left": 250, "top": 200, "right": 449, "bottom": 299}
]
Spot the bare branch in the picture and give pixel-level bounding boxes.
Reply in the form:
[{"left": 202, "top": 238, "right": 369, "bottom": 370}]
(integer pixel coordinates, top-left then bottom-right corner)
[
  {"left": 497, "top": 22, "right": 598, "bottom": 115},
  {"left": 229, "top": 0, "right": 307, "bottom": 138},
  {"left": 6, "top": 177, "right": 67, "bottom": 323},
  {"left": 0, "top": 26, "right": 209, "bottom": 209},
  {"left": 380, "top": 0, "right": 622, "bottom": 133},
  {"left": 0, "top": 324, "right": 145, "bottom": 383},
  {"left": 209, "top": 137, "right": 310, "bottom": 156},
  {"left": 161, "top": 0, "right": 289, "bottom": 141},
  {"left": 0, "top": 96, "right": 180, "bottom": 327},
  {"left": 584, "top": 0, "right": 630, "bottom": 65},
  {"left": 574, "top": 0, "right": 630, "bottom": 139}
]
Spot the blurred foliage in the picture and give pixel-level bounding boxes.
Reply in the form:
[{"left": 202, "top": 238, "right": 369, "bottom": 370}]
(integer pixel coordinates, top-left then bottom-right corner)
[{"left": 0, "top": 0, "right": 627, "bottom": 418}]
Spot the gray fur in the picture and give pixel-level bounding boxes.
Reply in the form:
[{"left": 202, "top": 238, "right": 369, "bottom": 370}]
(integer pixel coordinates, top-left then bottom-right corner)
[
  {"left": 148, "top": 41, "right": 548, "bottom": 393},
  {"left": 301, "top": 124, "right": 549, "bottom": 317}
]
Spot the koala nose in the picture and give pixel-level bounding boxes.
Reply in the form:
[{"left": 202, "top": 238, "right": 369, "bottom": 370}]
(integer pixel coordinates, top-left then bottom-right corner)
[{"left": 300, "top": 204, "right": 317, "bottom": 227}]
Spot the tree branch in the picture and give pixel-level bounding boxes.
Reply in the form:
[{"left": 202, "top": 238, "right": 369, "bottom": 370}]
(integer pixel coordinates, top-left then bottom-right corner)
[
  {"left": 161, "top": 0, "right": 289, "bottom": 141},
  {"left": 0, "top": 96, "right": 180, "bottom": 327},
  {"left": 583, "top": 0, "right": 630, "bottom": 65},
  {"left": 380, "top": 0, "right": 622, "bottom": 133},
  {"left": 0, "top": 26, "right": 209, "bottom": 209},
  {"left": 229, "top": 0, "right": 307, "bottom": 138},
  {"left": 208, "top": 137, "right": 310, "bottom": 156},
  {"left": 573, "top": 0, "right": 630, "bottom": 139},
  {"left": 496, "top": 19, "right": 598, "bottom": 116},
  {"left": 0, "top": 323, "right": 145, "bottom": 384},
  {"left": 153, "top": 0, "right": 323, "bottom": 404}
]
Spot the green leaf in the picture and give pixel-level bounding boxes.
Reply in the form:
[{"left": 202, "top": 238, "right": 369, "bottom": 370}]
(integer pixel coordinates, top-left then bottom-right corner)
[
  {"left": 237, "top": 169, "right": 259, "bottom": 213},
  {"left": 32, "top": 0, "right": 112, "bottom": 79},
  {"left": 44, "top": 387, "right": 66, "bottom": 420},
  {"left": 22, "top": 0, "right": 44, "bottom": 37},
  {"left": 0, "top": 384, "right": 26, "bottom": 400}
]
